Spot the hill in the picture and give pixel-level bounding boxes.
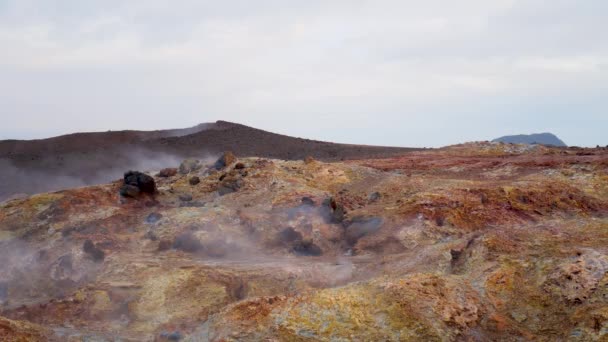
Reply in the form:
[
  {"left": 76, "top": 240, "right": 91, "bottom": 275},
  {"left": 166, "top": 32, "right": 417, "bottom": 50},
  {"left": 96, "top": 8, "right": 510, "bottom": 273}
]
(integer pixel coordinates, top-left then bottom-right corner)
[
  {"left": 492, "top": 132, "right": 567, "bottom": 146},
  {"left": 0, "top": 121, "right": 419, "bottom": 200}
]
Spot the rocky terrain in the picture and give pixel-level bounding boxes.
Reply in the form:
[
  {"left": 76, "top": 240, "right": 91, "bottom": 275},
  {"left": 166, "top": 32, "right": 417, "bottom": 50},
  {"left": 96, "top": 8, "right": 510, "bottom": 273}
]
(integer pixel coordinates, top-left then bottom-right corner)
[
  {"left": 0, "top": 142, "right": 607, "bottom": 341},
  {"left": 0, "top": 121, "right": 419, "bottom": 201}
]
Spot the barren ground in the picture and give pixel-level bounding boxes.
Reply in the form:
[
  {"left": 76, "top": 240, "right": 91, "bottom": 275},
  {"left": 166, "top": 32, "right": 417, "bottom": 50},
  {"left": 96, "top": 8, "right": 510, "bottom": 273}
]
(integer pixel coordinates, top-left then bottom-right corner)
[{"left": 0, "top": 142, "right": 607, "bottom": 341}]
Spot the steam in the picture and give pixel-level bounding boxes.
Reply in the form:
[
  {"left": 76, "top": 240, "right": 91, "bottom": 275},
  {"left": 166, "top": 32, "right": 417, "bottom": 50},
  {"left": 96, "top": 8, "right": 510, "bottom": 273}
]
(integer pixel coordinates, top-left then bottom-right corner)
[{"left": 0, "top": 148, "right": 214, "bottom": 201}]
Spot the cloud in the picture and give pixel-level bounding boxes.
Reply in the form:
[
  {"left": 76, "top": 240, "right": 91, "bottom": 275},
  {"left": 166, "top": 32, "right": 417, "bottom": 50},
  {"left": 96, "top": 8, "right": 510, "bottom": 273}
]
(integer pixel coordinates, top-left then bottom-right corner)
[{"left": 0, "top": 0, "right": 606, "bottom": 147}]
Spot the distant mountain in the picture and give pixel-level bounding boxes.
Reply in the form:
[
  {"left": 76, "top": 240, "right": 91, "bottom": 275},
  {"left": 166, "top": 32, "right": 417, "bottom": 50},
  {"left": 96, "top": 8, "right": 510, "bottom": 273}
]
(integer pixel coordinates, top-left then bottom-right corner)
[
  {"left": 492, "top": 133, "right": 567, "bottom": 147},
  {"left": 0, "top": 121, "right": 420, "bottom": 200}
]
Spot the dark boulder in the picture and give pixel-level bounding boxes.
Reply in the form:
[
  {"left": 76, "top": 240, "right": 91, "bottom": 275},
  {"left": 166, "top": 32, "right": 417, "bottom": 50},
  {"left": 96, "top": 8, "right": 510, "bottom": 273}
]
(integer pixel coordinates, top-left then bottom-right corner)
[
  {"left": 83, "top": 239, "right": 105, "bottom": 262},
  {"left": 122, "top": 171, "right": 156, "bottom": 196},
  {"left": 234, "top": 162, "right": 246, "bottom": 169},
  {"left": 189, "top": 176, "right": 200, "bottom": 185}
]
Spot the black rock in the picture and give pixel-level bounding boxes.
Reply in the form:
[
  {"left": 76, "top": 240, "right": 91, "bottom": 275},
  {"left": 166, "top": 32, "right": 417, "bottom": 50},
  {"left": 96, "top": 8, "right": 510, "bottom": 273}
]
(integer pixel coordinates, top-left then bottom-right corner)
[
  {"left": 301, "top": 197, "right": 315, "bottom": 206},
  {"left": 189, "top": 176, "right": 200, "bottom": 185},
  {"left": 122, "top": 171, "right": 156, "bottom": 195},
  {"left": 83, "top": 239, "right": 105, "bottom": 262}
]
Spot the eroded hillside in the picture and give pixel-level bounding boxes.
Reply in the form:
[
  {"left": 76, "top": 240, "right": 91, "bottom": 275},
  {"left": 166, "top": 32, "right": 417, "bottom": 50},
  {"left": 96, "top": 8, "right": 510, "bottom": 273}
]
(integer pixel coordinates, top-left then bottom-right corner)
[{"left": 0, "top": 143, "right": 607, "bottom": 341}]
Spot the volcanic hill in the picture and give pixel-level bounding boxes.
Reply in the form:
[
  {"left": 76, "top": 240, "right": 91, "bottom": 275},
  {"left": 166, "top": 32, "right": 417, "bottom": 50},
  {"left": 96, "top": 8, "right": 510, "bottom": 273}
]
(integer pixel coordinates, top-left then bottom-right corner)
[
  {"left": 0, "top": 142, "right": 607, "bottom": 341},
  {"left": 0, "top": 121, "right": 418, "bottom": 201},
  {"left": 492, "top": 133, "right": 567, "bottom": 147}
]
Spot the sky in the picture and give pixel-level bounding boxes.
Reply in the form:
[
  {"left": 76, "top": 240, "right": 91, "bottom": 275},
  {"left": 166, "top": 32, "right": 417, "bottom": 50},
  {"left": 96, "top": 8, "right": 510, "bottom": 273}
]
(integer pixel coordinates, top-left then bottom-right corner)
[{"left": 0, "top": 0, "right": 606, "bottom": 147}]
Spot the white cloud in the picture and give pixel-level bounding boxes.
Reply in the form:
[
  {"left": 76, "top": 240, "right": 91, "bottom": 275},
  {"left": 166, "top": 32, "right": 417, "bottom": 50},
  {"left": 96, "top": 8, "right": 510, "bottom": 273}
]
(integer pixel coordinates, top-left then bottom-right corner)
[{"left": 0, "top": 0, "right": 606, "bottom": 147}]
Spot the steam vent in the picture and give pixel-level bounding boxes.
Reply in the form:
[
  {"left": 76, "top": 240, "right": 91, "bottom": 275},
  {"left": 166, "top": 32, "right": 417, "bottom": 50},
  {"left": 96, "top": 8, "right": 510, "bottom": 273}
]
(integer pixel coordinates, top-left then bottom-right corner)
[{"left": 1, "top": 143, "right": 608, "bottom": 341}]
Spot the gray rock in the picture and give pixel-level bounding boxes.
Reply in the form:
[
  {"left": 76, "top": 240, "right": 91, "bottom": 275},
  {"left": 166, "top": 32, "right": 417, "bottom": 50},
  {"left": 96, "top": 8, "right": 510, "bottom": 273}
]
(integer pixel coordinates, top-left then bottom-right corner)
[{"left": 179, "top": 159, "right": 201, "bottom": 174}]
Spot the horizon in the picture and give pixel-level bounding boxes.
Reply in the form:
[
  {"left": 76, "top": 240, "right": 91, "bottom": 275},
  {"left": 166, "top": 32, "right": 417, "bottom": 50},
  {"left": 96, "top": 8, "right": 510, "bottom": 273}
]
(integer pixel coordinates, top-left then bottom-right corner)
[
  {"left": 0, "top": 120, "right": 584, "bottom": 148},
  {"left": 1, "top": 1, "right": 607, "bottom": 147}
]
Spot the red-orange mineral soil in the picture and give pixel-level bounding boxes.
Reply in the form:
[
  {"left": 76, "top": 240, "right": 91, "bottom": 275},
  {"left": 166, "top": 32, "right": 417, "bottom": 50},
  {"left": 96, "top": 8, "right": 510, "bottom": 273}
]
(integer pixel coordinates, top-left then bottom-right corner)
[{"left": 0, "top": 142, "right": 607, "bottom": 341}]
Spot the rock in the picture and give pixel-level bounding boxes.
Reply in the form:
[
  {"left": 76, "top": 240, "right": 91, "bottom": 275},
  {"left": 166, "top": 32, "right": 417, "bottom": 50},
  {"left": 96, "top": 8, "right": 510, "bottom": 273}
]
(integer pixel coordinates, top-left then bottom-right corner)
[
  {"left": 543, "top": 251, "right": 608, "bottom": 305},
  {"left": 234, "top": 162, "right": 246, "bottom": 170},
  {"left": 83, "top": 240, "right": 105, "bottom": 262},
  {"left": 119, "top": 184, "right": 140, "bottom": 198},
  {"left": 172, "top": 232, "right": 203, "bottom": 253},
  {"left": 368, "top": 192, "right": 381, "bottom": 202},
  {"left": 189, "top": 176, "right": 200, "bottom": 185},
  {"left": 122, "top": 171, "right": 156, "bottom": 195},
  {"left": 179, "top": 159, "right": 201, "bottom": 175},
  {"left": 179, "top": 194, "right": 193, "bottom": 202},
  {"left": 158, "top": 168, "right": 178, "bottom": 178},
  {"left": 218, "top": 178, "right": 243, "bottom": 196},
  {"left": 321, "top": 197, "right": 345, "bottom": 224},
  {"left": 160, "top": 331, "right": 182, "bottom": 341},
  {"left": 510, "top": 312, "right": 527, "bottom": 323},
  {"left": 292, "top": 239, "right": 323, "bottom": 256},
  {"left": 278, "top": 227, "right": 303, "bottom": 244},
  {"left": 301, "top": 197, "right": 315, "bottom": 207},
  {"left": 304, "top": 156, "right": 315, "bottom": 164},
  {"left": 214, "top": 151, "right": 237, "bottom": 170},
  {"left": 146, "top": 212, "right": 162, "bottom": 223}
]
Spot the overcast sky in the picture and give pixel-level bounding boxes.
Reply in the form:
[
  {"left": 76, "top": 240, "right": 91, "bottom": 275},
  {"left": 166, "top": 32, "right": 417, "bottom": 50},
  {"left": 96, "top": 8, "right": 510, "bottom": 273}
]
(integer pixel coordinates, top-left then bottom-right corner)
[{"left": 0, "top": 0, "right": 606, "bottom": 147}]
